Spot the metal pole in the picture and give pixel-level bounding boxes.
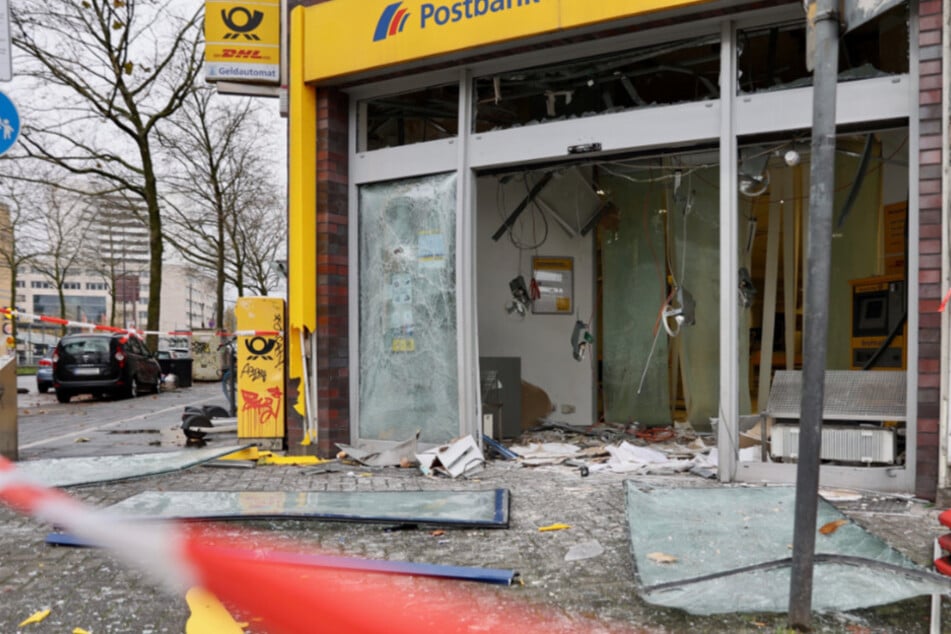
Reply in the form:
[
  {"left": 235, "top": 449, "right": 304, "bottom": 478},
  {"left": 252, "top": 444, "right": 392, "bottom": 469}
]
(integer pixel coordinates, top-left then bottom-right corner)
[{"left": 788, "top": 0, "right": 839, "bottom": 628}]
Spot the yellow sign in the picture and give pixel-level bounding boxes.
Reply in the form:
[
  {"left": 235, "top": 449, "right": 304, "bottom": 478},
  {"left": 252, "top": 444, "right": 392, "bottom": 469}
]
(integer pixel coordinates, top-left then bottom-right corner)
[
  {"left": 303, "top": 0, "right": 712, "bottom": 82},
  {"left": 235, "top": 297, "right": 285, "bottom": 439},
  {"left": 205, "top": 0, "right": 281, "bottom": 84}
]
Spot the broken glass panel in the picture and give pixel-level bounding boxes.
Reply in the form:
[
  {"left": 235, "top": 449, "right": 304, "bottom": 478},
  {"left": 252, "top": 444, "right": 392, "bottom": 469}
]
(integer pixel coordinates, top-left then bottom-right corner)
[
  {"left": 104, "top": 488, "right": 509, "bottom": 527},
  {"left": 598, "top": 168, "right": 669, "bottom": 425},
  {"left": 737, "top": 5, "right": 908, "bottom": 95},
  {"left": 473, "top": 34, "right": 721, "bottom": 133},
  {"left": 668, "top": 164, "right": 720, "bottom": 426},
  {"left": 358, "top": 173, "right": 459, "bottom": 445},
  {"left": 626, "top": 483, "right": 948, "bottom": 615},
  {"left": 15, "top": 445, "right": 252, "bottom": 487},
  {"left": 359, "top": 83, "right": 460, "bottom": 152}
]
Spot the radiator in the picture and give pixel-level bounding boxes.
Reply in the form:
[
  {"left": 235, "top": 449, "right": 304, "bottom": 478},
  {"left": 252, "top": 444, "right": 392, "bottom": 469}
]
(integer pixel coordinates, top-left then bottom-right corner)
[{"left": 770, "top": 424, "right": 896, "bottom": 464}]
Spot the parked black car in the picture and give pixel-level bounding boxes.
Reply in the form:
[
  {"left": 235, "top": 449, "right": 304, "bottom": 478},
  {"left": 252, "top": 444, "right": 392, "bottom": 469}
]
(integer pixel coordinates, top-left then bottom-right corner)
[
  {"left": 35, "top": 354, "right": 53, "bottom": 393},
  {"left": 52, "top": 332, "right": 162, "bottom": 403}
]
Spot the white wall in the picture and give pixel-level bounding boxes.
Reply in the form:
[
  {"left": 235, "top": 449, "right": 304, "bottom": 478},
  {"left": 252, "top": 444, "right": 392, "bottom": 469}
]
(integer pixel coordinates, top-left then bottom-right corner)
[{"left": 475, "top": 172, "right": 596, "bottom": 426}]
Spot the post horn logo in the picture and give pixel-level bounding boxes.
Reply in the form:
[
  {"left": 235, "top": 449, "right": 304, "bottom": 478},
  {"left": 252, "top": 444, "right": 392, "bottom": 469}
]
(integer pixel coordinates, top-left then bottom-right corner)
[
  {"left": 373, "top": 2, "right": 410, "bottom": 42},
  {"left": 221, "top": 6, "right": 265, "bottom": 40}
]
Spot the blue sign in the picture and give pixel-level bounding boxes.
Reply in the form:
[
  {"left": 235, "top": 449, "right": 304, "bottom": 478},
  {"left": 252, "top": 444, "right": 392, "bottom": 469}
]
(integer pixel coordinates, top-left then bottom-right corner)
[{"left": 0, "top": 90, "right": 19, "bottom": 157}]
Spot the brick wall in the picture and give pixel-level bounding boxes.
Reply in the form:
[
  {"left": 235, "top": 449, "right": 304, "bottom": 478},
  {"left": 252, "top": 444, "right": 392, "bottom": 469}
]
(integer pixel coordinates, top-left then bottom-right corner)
[
  {"left": 312, "top": 87, "right": 351, "bottom": 457},
  {"left": 916, "top": 0, "right": 945, "bottom": 500}
]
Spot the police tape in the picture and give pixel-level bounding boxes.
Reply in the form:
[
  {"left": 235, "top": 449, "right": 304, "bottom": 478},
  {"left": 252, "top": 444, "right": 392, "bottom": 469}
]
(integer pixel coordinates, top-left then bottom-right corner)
[
  {"left": 0, "top": 455, "right": 622, "bottom": 634},
  {"left": 0, "top": 308, "right": 282, "bottom": 339}
]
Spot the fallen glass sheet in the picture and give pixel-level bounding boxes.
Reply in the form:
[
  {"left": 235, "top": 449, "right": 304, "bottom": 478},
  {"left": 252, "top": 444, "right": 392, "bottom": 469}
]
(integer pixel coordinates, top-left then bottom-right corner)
[
  {"left": 45, "top": 532, "right": 519, "bottom": 585},
  {"left": 15, "top": 446, "right": 252, "bottom": 488},
  {"left": 105, "top": 488, "right": 510, "bottom": 527},
  {"left": 626, "top": 483, "right": 951, "bottom": 615}
]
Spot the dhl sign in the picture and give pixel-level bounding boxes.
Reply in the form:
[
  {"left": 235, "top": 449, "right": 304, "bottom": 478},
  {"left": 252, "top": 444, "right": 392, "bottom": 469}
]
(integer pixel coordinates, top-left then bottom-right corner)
[{"left": 204, "top": 0, "right": 280, "bottom": 84}]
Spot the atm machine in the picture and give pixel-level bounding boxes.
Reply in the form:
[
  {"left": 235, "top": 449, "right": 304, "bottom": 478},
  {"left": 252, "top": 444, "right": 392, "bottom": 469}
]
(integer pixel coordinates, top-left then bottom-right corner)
[{"left": 849, "top": 274, "right": 906, "bottom": 371}]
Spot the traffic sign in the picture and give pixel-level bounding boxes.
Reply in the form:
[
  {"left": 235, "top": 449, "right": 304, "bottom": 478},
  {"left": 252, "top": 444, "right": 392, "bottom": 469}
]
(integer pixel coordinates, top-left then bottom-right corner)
[
  {"left": 0, "top": 89, "right": 19, "bottom": 156},
  {"left": 0, "top": 0, "right": 10, "bottom": 81}
]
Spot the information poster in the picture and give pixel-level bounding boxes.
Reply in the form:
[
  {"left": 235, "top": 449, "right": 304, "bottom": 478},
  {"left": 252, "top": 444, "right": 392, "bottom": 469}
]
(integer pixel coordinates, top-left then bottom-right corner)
[{"left": 532, "top": 256, "right": 573, "bottom": 315}]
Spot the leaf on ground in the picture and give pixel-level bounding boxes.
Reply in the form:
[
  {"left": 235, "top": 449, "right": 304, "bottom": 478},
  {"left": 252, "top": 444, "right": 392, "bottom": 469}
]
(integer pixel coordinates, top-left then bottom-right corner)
[
  {"left": 819, "top": 519, "right": 849, "bottom": 535},
  {"left": 647, "top": 552, "right": 678, "bottom": 564}
]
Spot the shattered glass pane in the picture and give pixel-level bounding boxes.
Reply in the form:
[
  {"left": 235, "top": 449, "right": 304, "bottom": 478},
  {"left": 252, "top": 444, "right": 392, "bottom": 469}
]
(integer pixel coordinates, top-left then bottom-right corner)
[
  {"left": 626, "top": 484, "right": 948, "bottom": 615},
  {"left": 737, "top": 6, "right": 908, "bottom": 95},
  {"left": 669, "top": 166, "right": 720, "bottom": 426},
  {"left": 358, "top": 173, "right": 459, "bottom": 445},
  {"left": 15, "top": 445, "right": 252, "bottom": 488},
  {"left": 599, "top": 171, "right": 669, "bottom": 425},
  {"left": 106, "top": 489, "right": 509, "bottom": 527}
]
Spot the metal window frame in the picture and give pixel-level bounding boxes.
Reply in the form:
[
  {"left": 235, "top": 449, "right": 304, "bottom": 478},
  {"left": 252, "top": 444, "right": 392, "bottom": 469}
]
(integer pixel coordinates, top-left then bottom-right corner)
[{"left": 345, "top": 5, "right": 918, "bottom": 492}]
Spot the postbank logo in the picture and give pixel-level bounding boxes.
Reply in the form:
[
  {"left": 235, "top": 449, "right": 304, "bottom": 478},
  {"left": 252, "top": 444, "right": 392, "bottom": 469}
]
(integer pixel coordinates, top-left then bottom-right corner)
[
  {"left": 373, "top": 2, "right": 411, "bottom": 41},
  {"left": 373, "top": 0, "right": 543, "bottom": 42}
]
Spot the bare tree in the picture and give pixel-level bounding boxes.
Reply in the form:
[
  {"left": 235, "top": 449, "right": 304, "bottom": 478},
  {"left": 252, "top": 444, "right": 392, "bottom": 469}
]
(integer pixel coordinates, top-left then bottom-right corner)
[
  {"left": 0, "top": 176, "right": 45, "bottom": 336},
  {"left": 8, "top": 0, "right": 204, "bottom": 347},
  {"left": 30, "top": 188, "right": 96, "bottom": 336},
  {"left": 238, "top": 203, "right": 286, "bottom": 297},
  {"left": 160, "top": 84, "right": 285, "bottom": 325}
]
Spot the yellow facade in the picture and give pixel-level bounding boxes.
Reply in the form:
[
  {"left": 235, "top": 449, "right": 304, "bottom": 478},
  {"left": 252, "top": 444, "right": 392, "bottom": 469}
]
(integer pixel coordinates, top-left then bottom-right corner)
[{"left": 303, "top": 0, "right": 711, "bottom": 81}]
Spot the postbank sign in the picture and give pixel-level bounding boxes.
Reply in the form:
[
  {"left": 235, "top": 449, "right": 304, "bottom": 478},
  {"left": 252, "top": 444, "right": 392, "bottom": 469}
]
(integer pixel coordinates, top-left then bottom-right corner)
[
  {"left": 205, "top": 0, "right": 280, "bottom": 84},
  {"left": 304, "top": 0, "right": 711, "bottom": 82}
]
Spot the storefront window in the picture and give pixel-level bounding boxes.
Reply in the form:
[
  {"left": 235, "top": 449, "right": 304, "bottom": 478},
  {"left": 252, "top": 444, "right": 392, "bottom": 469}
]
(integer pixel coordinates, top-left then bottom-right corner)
[
  {"left": 473, "top": 35, "right": 721, "bottom": 133},
  {"left": 359, "top": 84, "right": 459, "bottom": 151},
  {"left": 737, "top": 5, "right": 908, "bottom": 95},
  {"left": 739, "top": 128, "right": 909, "bottom": 463},
  {"left": 357, "top": 173, "right": 459, "bottom": 444},
  {"left": 596, "top": 153, "right": 720, "bottom": 428}
]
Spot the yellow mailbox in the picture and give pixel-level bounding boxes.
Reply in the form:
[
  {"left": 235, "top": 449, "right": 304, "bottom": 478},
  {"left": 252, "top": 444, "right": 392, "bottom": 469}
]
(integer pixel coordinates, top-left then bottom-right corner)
[{"left": 235, "top": 297, "right": 285, "bottom": 441}]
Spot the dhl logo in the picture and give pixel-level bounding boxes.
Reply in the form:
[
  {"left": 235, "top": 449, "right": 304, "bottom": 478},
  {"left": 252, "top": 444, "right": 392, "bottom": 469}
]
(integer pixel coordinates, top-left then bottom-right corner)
[{"left": 221, "top": 49, "right": 264, "bottom": 59}]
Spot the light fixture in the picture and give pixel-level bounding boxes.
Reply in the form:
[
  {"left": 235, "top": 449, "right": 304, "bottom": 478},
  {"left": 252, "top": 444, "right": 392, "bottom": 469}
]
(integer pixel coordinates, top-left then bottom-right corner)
[{"left": 738, "top": 148, "right": 771, "bottom": 198}]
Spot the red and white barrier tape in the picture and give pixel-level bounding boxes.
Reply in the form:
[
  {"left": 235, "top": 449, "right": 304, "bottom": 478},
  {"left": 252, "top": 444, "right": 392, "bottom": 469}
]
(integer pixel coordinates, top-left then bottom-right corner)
[
  {"left": 0, "top": 455, "right": 628, "bottom": 634},
  {"left": 0, "top": 308, "right": 282, "bottom": 338}
]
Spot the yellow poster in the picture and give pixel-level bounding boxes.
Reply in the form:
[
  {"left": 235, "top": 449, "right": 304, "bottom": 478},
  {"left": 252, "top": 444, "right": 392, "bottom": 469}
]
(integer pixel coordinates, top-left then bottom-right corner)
[{"left": 235, "top": 297, "right": 285, "bottom": 439}]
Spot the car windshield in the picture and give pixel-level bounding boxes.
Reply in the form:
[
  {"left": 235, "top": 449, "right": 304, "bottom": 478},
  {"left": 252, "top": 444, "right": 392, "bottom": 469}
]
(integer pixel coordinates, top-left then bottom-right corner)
[{"left": 62, "top": 339, "right": 110, "bottom": 355}]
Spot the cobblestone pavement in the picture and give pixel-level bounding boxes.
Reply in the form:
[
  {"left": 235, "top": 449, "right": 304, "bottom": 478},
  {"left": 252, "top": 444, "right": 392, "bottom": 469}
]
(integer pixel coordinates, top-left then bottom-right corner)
[
  {"left": 2, "top": 457, "right": 951, "bottom": 633},
  {"left": 3, "top": 384, "right": 951, "bottom": 633}
]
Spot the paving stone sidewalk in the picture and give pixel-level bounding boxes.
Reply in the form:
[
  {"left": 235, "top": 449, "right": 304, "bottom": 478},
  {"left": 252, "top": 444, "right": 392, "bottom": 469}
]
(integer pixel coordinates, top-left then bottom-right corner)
[{"left": 2, "top": 450, "right": 951, "bottom": 634}]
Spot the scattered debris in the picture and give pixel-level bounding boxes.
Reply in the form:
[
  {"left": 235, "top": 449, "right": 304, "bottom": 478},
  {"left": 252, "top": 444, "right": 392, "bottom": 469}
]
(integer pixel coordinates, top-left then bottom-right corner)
[
  {"left": 482, "top": 434, "right": 518, "bottom": 460},
  {"left": 185, "top": 586, "right": 247, "bottom": 633},
  {"left": 417, "top": 435, "right": 485, "bottom": 478},
  {"left": 538, "top": 522, "right": 571, "bottom": 532},
  {"left": 565, "top": 540, "right": 604, "bottom": 561},
  {"left": 508, "top": 442, "right": 583, "bottom": 466},
  {"left": 19, "top": 608, "right": 51, "bottom": 626},
  {"left": 647, "top": 552, "right": 679, "bottom": 564},
  {"left": 819, "top": 519, "right": 850, "bottom": 535},
  {"left": 337, "top": 432, "right": 420, "bottom": 468}
]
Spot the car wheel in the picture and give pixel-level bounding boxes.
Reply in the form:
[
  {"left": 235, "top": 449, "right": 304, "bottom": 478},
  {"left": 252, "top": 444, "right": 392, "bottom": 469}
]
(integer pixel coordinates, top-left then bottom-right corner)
[
  {"left": 38, "top": 385, "right": 49, "bottom": 394},
  {"left": 55, "top": 390, "right": 71, "bottom": 404}
]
